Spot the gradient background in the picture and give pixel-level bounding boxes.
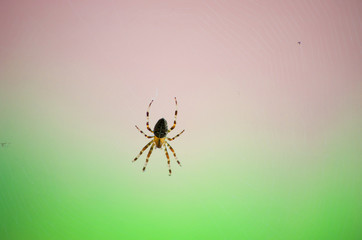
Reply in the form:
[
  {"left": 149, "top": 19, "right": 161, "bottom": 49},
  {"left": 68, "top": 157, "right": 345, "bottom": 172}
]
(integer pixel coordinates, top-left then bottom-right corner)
[{"left": 0, "top": 1, "right": 361, "bottom": 239}]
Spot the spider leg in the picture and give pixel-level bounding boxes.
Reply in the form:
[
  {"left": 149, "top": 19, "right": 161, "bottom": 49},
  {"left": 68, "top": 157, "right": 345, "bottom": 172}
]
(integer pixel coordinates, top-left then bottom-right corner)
[
  {"left": 164, "top": 144, "right": 172, "bottom": 176},
  {"left": 146, "top": 100, "right": 154, "bottom": 133},
  {"left": 133, "top": 140, "right": 153, "bottom": 162},
  {"left": 165, "top": 141, "right": 181, "bottom": 167},
  {"left": 168, "top": 97, "right": 178, "bottom": 132},
  {"left": 135, "top": 125, "right": 153, "bottom": 138},
  {"left": 167, "top": 129, "right": 185, "bottom": 141},
  {"left": 143, "top": 143, "right": 155, "bottom": 172}
]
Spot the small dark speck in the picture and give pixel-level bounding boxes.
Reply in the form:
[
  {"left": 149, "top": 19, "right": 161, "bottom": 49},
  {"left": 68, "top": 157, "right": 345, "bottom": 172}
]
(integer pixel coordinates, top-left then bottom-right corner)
[
  {"left": 1, "top": 143, "right": 10, "bottom": 147},
  {"left": 298, "top": 41, "right": 301, "bottom": 45}
]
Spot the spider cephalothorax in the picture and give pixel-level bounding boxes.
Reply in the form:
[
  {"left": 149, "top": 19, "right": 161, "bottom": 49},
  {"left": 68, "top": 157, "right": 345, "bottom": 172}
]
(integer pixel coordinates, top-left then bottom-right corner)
[{"left": 133, "top": 97, "right": 185, "bottom": 176}]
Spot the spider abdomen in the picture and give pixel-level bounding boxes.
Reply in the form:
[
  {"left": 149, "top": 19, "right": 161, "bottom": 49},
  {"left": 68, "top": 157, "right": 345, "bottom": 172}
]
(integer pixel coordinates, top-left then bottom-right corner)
[{"left": 154, "top": 118, "right": 168, "bottom": 138}]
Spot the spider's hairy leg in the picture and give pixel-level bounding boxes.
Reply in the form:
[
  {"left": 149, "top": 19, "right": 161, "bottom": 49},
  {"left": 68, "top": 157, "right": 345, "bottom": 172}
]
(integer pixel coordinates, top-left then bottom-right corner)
[
  {"left": 168, "top": 97, "right": 178, "bottom": 132},
  {"left": 165, "top": 141, "right": 181, "bottom": 167},
  {"left": 146, "top": 100, "right": 154, "bottom": 133},
  {"left": 167, "top": 129, "right": 185, "bottom": 141},
  {"left": 135, "top": 125, "right": 153, "bottom": 138},
  {"left": 133, "top": 140, "right": 153, "bottom": 162},
  {"left": 143, "top": 143, "right": 155, "bottom": 172},
  {"left": 164, "top": 144, "right": 172, "bottom": 176}
]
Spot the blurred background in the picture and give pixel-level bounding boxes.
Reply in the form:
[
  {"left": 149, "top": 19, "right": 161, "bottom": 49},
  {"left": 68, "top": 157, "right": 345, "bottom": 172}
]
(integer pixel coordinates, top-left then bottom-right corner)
[{"left": 0, "top": 0, "right": 361, "bottom": 239}]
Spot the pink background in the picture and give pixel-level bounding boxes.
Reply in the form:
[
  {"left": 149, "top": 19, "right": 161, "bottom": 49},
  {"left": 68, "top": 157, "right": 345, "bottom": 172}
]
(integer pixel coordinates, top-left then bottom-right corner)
[{"left": 1, "top": 1, "right": 360, "bottom": 134}]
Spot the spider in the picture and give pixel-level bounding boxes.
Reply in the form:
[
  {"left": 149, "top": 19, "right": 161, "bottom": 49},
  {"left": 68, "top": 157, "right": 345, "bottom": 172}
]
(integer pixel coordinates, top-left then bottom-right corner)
[{"left": 133, "top": 97, "right": 185, "bottom": 176}]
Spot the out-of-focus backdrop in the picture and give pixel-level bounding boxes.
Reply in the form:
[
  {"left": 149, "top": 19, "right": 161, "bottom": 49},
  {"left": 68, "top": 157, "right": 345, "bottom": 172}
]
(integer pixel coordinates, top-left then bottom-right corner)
[{"left": 0, "top": 1, "right": 361, "bottom": 239}]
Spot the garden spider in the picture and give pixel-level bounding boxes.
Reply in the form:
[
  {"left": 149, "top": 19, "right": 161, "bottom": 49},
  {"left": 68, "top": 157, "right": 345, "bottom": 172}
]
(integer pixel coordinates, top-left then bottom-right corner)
[{"left": 133, "top": 97, "right": 185, "bottom": 176}]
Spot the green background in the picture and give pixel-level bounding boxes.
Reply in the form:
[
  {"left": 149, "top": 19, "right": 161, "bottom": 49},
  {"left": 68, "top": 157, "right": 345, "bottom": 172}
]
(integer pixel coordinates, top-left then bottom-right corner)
[{"left": 1, "top": 96, "right": 361, "bottom": 239}]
